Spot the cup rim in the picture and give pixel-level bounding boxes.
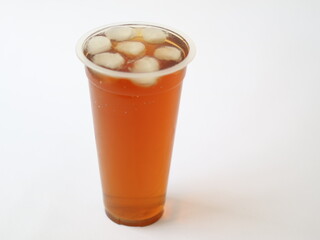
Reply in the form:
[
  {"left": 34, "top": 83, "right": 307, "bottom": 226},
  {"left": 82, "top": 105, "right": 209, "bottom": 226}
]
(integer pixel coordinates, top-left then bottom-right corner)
[{"left": 76, "top": 22, "right": 196, "bottom": 79}]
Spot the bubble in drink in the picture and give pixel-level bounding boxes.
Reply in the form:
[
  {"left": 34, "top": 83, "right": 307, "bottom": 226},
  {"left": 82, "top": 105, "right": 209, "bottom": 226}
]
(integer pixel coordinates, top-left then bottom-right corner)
[
  {"left": 105, "top": 26, "right": 136, "bottom": 41},
  {"left": 154, "top": 46, "right": 182, "bottom": 61},
  {"left": 142, "top": 27, "right": 167, "bottom": 43},
  {"left": 86, "top": 36, "right": 112, "bottom": 55},
  {"left": 131, "top": 56, "right": 159, "bottom": 73},
  {"left": 115, "top": 41, "right": 146, "bottom": 57},
  {"left": 92, "top": 52, "right": 124, "bottom": 69}
]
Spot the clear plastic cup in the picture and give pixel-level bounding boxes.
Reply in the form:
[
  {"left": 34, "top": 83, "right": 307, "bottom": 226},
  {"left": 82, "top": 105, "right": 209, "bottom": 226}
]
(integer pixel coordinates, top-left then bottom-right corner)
[{"left": 76, "top": 22, "right": 195, "bottom": 226}]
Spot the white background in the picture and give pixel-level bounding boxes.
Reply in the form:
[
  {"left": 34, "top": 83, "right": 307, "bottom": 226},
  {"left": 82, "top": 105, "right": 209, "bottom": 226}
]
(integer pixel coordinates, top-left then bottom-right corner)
[{"left": 1, "top": 0, "right": 320, "bottom": 239}]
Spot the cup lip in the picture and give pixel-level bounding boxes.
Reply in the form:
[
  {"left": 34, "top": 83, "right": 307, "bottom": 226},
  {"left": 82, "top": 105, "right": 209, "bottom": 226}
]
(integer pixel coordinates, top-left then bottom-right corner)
[{"left": 76, "top": 21, "right": 196, "bottom": 79}]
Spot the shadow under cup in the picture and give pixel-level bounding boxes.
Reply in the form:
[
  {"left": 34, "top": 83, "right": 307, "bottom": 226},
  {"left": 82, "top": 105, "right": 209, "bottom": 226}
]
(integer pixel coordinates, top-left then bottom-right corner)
[{"left": 76, "top": 23, "right": 195, "bottom": 226}]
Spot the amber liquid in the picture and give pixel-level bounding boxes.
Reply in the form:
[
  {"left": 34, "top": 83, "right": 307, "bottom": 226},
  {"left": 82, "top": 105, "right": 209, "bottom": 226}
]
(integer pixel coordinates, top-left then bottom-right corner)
[
  {"left": 85, "top": 27, "right": 188, "bottom": 226},
  {"left": 86, "top": 67, "right": 186, "bottom": 226}
]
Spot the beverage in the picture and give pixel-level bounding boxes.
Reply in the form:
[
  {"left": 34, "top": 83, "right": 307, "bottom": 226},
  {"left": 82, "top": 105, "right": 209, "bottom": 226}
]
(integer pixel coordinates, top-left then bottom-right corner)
[{"left": 76, "top": 23, "right": 195, "bottom": 226}]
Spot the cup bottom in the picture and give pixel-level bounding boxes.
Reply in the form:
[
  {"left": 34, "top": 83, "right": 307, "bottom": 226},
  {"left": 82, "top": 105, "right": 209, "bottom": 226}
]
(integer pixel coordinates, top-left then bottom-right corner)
[{"left": 105, "top": 209, "right": 164, "bottom": 227}]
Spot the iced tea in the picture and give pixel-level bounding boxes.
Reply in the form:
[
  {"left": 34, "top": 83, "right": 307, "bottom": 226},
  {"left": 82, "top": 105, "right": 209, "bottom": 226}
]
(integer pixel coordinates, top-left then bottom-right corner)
[{"left": 77, "top": 23, "right": 195, "bottom": 226}]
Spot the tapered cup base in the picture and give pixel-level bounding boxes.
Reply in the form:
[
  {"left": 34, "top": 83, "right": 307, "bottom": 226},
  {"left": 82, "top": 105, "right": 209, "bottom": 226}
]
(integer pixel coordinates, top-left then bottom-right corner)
[{"left": 105, "top": 209, "right": 164, "bottom": 227}]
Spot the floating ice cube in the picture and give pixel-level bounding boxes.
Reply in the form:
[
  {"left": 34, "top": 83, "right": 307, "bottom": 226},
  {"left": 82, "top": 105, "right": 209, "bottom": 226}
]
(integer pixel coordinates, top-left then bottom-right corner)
[
  {"left": 105, "top": 26, "right": 136, "bottom": 41},
  {"left": 92, "top": 52, "right": 125, "bottom": 70},
  {"left": 115, "top": 41, "right": 145, "bottom": 57},
  {"left": 154, "top": 46, "right": 182, "bottom": 62},
  {"left": 131, "top": 77, "right": 158, "bottom": 86},
  {"left": 86, "top": 36, "right": 111, "bottom": 55},
  {"left": 131, "top": 56, "right": 159, "bottom": 73},
  {"left": 142, "top": 27, "right": 167, "bottom": 44}
]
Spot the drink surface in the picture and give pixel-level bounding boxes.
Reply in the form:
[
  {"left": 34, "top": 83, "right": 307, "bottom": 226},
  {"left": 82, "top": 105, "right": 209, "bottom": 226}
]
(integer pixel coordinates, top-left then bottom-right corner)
[
  {"left": 83, "top": 24, "right": 188, "bottom": 86},
  {"left": 80, "top": 24, "right": 192, "bottom": 226}
]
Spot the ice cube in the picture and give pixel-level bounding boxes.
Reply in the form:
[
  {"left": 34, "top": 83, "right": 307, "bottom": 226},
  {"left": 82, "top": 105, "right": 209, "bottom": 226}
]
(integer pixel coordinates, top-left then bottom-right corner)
[
  {"left": 105, "top": 26, "right": 135, "bottom": 41},
  {"left": 115, "top": 41, "right": 145, "bottom": 57},
  {"left": 131, "top": 56, "right": 159, "bottom": 73},
  {"left": 131, "top": 77, "right": 158, "bottom": 86},
  {"left": 142, "top": 27, "right": 167, "bottom": 43},
  {"left": 92, "top": 52, "right": 125, "bottom": 70},
  {"left": 154, "top": 46, "right": 182, "bottom": 61},
  {"left": 86, "top": 36, "right": 111, "bottom": 55}
]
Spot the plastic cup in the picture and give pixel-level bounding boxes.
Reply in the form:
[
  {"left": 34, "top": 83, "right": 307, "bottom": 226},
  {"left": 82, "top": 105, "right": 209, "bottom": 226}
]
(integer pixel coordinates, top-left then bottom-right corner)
[{"left": 76, "top": 22, "right": 195, "bottom": 226}]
